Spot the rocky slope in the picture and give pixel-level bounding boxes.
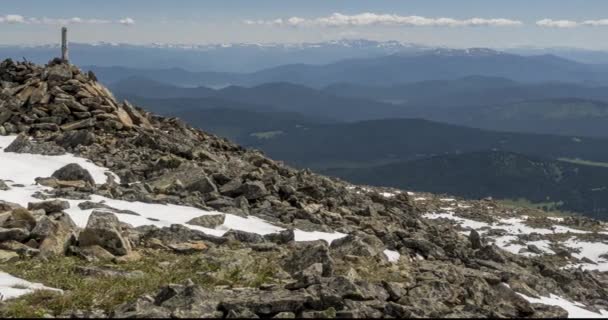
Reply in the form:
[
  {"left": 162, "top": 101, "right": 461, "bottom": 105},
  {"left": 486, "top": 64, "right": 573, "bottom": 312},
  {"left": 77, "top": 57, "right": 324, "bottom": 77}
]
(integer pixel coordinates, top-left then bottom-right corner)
[{"left": 0, "top": 58, "right": 606, "bottom": 318}]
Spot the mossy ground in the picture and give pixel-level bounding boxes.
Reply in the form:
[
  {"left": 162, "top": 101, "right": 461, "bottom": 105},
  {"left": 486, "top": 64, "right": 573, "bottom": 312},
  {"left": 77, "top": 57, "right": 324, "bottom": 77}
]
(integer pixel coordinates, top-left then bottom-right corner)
[{"left": 0, "top": 248, "right": 281, "bottom": 317}]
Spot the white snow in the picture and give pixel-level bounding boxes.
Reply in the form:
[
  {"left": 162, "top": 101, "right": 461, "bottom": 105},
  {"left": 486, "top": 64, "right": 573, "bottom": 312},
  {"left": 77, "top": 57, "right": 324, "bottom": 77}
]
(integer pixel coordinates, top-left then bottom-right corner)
[
  {"left": 440, "top": 198, "right": 456, "bottom": 202},
  {"left": 0, "top": 272, "right": 61, "bottom": 300},
  {"left": 383, "top": 249, "right": 400, "bottom": 262},
  {"left": 423, "top": 211, "right": 608, "bottom": 271},
  {"left": 562, "top": 239, "right": 608, "bottom": 272},
  {"left": 414, "top": 197, "right": 427, "bottom": 201},
  {"left": 517, "top": 293, "right": 608, "bottom": 318},
  {"left": 0, "top": 136, "right": 118, "bottom": 185},
  {"left": 424, "top": 212, "right": 490, "bottom": 230},
  {"left": 0, "top": 135, "right": 346, "bottom": 244}
]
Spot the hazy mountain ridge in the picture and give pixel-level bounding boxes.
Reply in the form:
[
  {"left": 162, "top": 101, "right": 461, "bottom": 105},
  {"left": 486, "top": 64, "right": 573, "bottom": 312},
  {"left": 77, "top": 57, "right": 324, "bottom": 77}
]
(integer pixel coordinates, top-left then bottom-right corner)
[{"left": 89, "top": 49, "right": 608, "bottom": 88}]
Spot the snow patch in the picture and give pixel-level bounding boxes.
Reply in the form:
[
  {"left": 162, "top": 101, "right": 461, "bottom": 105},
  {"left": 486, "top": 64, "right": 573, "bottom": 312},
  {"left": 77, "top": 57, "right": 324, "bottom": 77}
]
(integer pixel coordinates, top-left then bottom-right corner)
[
  {"left": 423, "top": 211, "right": 608, "bottom": 270},
  {"left": 0, "top": 136, "right": 346, "bottom": 244},
  {"left": 517, "top": 293, "right": 608, "bottom": 318},
  {"left": 0, "top": 272, "right": 61, "bottom": 300},
  {"left": 0, "top": 136, "right": 118, "bottom": 185},
  {"left": 383, "top": 249, "right": 400, "bottom": 262}
]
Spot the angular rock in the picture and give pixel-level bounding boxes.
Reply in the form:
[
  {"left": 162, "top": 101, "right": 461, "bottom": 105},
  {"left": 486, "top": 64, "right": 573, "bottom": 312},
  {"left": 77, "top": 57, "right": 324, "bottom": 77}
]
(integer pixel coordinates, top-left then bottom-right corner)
[
  {"left": 115, "top": 107, "right": 134, "bottom": 129},
  {"left": 220, "top": 288, "right": 312, "bottom": 316},
  {"left": 186, "top": 214, "right": 226, "bottom": 229},
  {"left": 154, "top": 282, "right": 223, "bottom": 318},
  {"left": 0, "top": 227, "right": 29, "bottom": 242},
  {"left": 60, "top": 118, "right": 96, "bottom": 131},
  {"left": 31, "top": 213, "right": 78, "bottom": 257},
  {"left": 237, "top": 181, "right": 268, "bottom": 200},
  {"left": 51, "top": 163, "right": 95, "bottom": 185},
  {"left": 185, "top": 176, "right": 217, "bottom": 194},
  {"left": 283, "top": 241, "right": 334, "bottom": 277},
  {"left": 4, "top": 134, "right": 65, "bottom": 155},
  {"left": 54, "top": 130, "right": 95, "bottom": 148},
  {"left": 2, "top": 208, "right": 36, "bottom": 230},
  {"left": 28, "top": 200, "right": 70, "bottom": 214},
  {"left": 469, "top": 230, "right": 482, "bottom": 250},
  {"left": 78, "top": 211, "right": 132, "bottom": 256},
  {"left": 264, "top": 229, "right": 295, "bottom": 244},
  {"left": 223, "top": 229, "right": 265, "bottom": 244},
  {"left": 167, "top": 241, "right": 208, "bottom": 254}
]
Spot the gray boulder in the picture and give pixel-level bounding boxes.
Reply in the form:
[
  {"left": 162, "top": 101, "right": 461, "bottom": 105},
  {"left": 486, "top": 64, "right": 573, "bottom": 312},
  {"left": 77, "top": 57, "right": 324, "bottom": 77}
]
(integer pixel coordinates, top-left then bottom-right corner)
[
  {"left": 237, "top": 181, "right": 268, "bottom": 200},
  {"left": 28, "top": 200, "right": 70, "bottom": 214},
  {"left": 469, "top": 230, "right": 482, "bottom": 250},
  {"left": 78, "top": 211, "right": 132, "bottom": 256},
  {"left": 54, "top": 130, "right": 96, "bottom": 149},
  {"left": 31, "top": 213, "right": 78, "bottom": 257},
  {"left": 0, "top": 227, "right": 29, "bottom": 242},
  {"left": 186, "top": 214, "right": 226, "bottom": 229},
  {"left": 51, "top": 163, "right": 95, "bottom": 185},
  {"left": 2, "top": 208, "right": 36, "bottom": 230},
  {"left": 283, "top": 241, "right": 334, "bottom": 277},
  {"left": 186, "top": 176, "right": 217, "bottom": 194},
  {"left": 223, "top": 229, "right": 265, "bottom": 244}
]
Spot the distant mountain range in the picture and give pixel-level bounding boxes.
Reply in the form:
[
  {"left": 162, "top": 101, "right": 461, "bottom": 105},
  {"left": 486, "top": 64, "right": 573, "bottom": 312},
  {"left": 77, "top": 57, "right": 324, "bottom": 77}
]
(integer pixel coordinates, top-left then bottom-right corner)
[
  {"left": 324, "top": 76, "right": 608, "bottom": 106},
  {"left": 6, "top": 40, "right": 608, "bottom": 73},
  {"left": 111, "top": 77, "right": 404, "bottom": 122},
  {"left": 3, "top": 40, "right": 430, "bottom": 73},
  {"left": 113, "top": 75, "right": 608, "bottom": 138},
  {"left": 90, "top": 49, "right": 608, "bottom": 88},
  {"left": 393, "top": 98, "right": 608, "bottom": 138}
]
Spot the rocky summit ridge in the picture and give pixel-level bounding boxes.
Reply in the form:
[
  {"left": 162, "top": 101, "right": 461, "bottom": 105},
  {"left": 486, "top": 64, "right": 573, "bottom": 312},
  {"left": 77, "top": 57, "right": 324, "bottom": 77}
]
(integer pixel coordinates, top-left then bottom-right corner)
[{"left": 0, "top": 58, "right": 606, "bottom": 318}]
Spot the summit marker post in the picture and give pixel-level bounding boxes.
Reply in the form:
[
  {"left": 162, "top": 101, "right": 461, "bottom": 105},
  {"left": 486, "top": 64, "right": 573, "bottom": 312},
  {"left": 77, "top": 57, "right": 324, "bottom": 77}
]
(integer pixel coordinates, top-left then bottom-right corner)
[{"left": 61, "top": 27, "right": 68, "bottom": 62}]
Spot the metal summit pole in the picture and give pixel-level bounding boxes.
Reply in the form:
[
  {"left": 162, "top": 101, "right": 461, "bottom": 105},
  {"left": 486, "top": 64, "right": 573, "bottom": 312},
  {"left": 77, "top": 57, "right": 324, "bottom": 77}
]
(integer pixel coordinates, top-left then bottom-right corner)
[{"left": 61, "top": 26, "right": 69, "bottom": 62}]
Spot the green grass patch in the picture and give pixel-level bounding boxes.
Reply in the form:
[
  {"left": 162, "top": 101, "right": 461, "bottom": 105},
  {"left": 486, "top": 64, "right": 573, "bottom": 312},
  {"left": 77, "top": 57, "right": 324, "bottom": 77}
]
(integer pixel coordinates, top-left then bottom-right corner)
[
  {"left": 498, "top": 198, "right": 573, "bottom": 218},
  {"left": 0, "top": 248, "right": 281, "bottom": 317}
]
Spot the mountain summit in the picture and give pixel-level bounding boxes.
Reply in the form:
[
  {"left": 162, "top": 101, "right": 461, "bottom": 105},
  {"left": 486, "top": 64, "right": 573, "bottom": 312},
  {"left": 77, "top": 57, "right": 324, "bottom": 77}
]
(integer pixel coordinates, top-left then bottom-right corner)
[{"left": 0, "top": 59, "right": 607, "bottom": 317}]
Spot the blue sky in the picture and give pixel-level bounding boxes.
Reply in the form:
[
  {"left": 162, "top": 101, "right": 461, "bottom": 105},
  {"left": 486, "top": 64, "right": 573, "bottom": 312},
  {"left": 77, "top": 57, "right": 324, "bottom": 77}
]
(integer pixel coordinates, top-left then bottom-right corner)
[{"left": 3, "top": 0, "right": 608, "bottom": 49}]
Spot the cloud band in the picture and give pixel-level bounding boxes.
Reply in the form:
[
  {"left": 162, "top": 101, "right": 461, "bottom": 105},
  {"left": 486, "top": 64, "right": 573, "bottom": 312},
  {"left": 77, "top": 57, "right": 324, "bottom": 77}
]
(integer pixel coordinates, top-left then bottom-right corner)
[
  {"left": 0, "top": 14, "right": 135, "bottom": 26},
  {"left": 536, "top": 18, "right": 608, "bottom": 28},
  {"left": 245, "top": 13, "right": 523, "bottom": 28}
]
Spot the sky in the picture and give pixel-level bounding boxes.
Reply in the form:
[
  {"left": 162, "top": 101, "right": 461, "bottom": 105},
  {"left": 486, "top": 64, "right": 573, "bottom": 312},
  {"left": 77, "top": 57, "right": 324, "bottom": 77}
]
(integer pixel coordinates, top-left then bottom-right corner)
[{"left": 3, "top": 0, "right": 608, "bottom": 49}]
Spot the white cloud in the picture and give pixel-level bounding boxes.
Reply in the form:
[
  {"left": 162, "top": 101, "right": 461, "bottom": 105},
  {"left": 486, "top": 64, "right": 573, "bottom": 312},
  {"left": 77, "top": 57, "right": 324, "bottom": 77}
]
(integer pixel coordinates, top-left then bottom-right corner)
[
  {"left": 536, "top": 18, "right": 608, "bottom": 28},
  {"left": 0, "top": 14, "right": 132, "bottom": 26},
  {"left": 536, "top": 19, "right": 579, "bottom": 28},
  {"left": 582, "top": 19, "right": 608, "bottom": 26},
  {"left": 0, "top": 14, "right": 26, "bottom": 24},
  {"left": 245, "top": 13, "right": 523, "bottom": 28},
  {"left": 119, "top": 17, "right": 135, "bottom": 26}
]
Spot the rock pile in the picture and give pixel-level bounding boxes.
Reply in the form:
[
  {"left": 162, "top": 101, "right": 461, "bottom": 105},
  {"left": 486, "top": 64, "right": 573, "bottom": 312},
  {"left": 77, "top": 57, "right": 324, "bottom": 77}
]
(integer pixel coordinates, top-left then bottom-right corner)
[{"left": 0, "top": 59, "right": 607, "bottom": 318}]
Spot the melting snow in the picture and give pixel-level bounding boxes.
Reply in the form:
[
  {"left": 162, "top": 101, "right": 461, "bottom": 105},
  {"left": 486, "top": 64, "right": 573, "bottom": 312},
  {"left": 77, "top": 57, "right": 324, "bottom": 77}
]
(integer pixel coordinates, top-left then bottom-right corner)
[
  {"left": 0, "top": 272, "right": 61, "bottom": 300},
  {"left": 0, "top": 135, "right": 346, "bottom": 244},
  {"left": 423, "top": 211, "right": 608, "bottom": 269},
  {"left": 517, "top": 293, "right": 608, "bottom": 318},
  {"left": 383, "top": 249, "right": 400, "bottom": 262},
  {"left": 562, "top": 239, "right": 608, "bottom": 272},
  {"left": 0, "top": 136, "right": 117, "bottom": 186}
]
